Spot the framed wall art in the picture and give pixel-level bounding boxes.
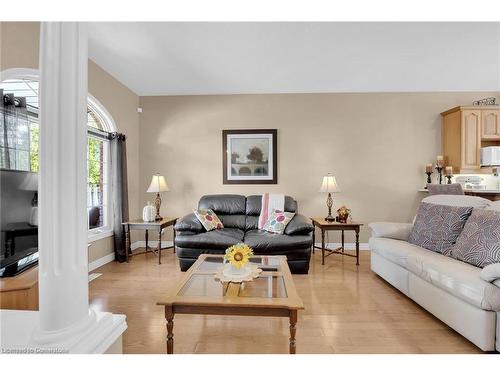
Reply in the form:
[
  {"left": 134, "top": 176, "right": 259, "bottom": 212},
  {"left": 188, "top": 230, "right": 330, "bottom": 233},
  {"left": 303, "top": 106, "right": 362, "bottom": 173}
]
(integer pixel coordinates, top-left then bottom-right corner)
[{"left": 222, "top": 129, "right": 277, "bottom": 184}]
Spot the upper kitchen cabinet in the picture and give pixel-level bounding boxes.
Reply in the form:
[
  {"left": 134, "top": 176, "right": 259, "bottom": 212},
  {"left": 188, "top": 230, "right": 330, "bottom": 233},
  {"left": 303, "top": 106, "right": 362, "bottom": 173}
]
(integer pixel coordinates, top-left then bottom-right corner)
[
  {"left": 481, "top": 109, "right": 500, "bottom": 140},
  {"left": 441, "top": 105, "right": 500, "bottom": 174}
]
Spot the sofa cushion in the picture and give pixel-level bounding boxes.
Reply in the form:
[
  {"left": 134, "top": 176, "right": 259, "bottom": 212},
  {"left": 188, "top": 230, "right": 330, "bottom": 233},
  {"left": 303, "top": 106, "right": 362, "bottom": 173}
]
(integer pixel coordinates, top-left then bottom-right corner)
[
  {"left": 175, "top": 228, "right": 244, "bottom": 250},
  {"left": 408, "top": 202, "right": 472, "bottom": 254},
  {"left": 193, "top": 209, "right": 224, "bottom": 231},
  {"left": 447, "top": 209, "right": 500, "bottom": 268},
  {"left": 485, "top": 200, "right": 500, "bottom": 212},
  {"left": 370, "top": 237, "right": 431, "bottom": 268},
  {"left": 199, "top": 194, "right": 246, "bottom": 214},
  {"left": 244, "top": 229, "right": 312, "bottom": 252},
  {"left": 370, "top": 237, "right": 500, "bottom": 311},
  {"left": 262, "top": 209, "right": 295, "bottom": 234},
  {"left": 422, "top": 194, "right": 491, "bottom": 208},
  {"left": 369, "top": 222, "right": 413, "bottom": 241},
  {"left": 405, "top": 246, "right": 500, "bottom": 311}
]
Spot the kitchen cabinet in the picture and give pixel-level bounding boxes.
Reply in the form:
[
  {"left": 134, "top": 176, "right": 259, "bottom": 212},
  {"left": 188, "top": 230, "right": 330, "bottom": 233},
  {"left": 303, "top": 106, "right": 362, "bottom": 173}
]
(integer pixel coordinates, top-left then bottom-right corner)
[{"left": 441, "top": 105, "right": 500, "bottom": 174}]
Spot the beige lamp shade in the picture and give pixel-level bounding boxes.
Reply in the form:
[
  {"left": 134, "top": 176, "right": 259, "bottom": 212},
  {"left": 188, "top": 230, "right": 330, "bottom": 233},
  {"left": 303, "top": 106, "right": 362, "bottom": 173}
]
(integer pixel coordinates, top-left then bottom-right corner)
[
  {"left": 147, "top": 174, "right": 169, "bottom": 193},
  {"left": 319, "top": 174, "right": 341, "bottom": 193}
]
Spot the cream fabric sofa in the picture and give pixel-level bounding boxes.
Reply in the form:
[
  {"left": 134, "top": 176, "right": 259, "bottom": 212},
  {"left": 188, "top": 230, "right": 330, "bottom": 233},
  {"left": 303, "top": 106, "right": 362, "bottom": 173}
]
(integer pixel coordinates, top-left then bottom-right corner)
[{"left": 369, "top": 195, "right": 500, "bottom": 352}]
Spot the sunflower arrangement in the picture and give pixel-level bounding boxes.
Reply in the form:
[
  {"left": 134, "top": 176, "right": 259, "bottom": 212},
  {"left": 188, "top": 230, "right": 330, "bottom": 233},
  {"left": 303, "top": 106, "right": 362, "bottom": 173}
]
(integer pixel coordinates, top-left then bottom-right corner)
[{"left": 224, "top": 243, "right": 254, "bottom": 269}]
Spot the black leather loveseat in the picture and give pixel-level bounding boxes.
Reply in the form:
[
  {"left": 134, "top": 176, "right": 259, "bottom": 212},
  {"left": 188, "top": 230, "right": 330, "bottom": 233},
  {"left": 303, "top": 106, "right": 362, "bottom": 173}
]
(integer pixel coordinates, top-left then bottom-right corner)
[{"left": 174, "top": 194, "right": 314, "bottom": 274}]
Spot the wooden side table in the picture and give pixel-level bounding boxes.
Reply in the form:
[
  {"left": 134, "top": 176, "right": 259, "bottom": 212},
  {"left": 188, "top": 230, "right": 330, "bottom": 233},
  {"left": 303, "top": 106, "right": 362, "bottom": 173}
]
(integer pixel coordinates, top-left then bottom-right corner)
[
  {"left": 122, "top": 217, "right": 178, "bottom": 264},
  {"left": 311, "top": 218, "right": 363, "bottom": 266}
]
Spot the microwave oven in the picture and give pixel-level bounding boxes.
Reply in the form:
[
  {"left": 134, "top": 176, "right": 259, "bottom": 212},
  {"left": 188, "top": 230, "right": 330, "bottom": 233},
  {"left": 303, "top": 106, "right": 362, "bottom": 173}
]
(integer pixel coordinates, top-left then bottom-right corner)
[{"left": 481, "top": 146, "right": 500, "bottom": 166}]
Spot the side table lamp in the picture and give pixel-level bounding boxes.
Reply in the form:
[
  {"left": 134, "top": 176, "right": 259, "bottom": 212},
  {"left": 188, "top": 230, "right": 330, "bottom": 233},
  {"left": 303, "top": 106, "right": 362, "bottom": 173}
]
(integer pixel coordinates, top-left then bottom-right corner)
[
  {"left": 147, "top": 174, "right": 169, "bottom": 221},
  {"left": 319, "top": 173, "right": 341, "bottom": 222}
]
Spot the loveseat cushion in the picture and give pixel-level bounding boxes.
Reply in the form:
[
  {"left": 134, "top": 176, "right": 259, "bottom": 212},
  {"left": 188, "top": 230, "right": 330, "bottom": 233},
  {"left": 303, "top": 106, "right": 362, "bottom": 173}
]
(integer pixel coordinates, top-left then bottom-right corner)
[
  {"left": 243, "top": 229, "right": 312, "bottom": 252},
  {"left": 447, "top": 209, "right": 500, "bottom": 268},
  {"left": 408, "top": 202, "right": 472, "bottom": 254},
  {"left": 369, "top": 222, "right": 413, "bottom": 241},
  {"left": 284, "top": 213, "right": 314, "bottom": 235},
  {"left": 370, "top": 237, "right": 500, "bottom": 311},
  {"left": 174, "top": 213, "right": 204, "bottom": 233},
  {"left": 199, "top": 194, "right": 246, "bottom": 214},
  {"left": 175, "top": 228, "right": 244, "bottom": 250}
]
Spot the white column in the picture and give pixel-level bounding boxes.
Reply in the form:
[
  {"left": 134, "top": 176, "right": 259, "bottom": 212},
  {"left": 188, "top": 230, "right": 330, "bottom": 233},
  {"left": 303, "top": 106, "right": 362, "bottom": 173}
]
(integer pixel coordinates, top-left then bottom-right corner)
[{"left": 37, "top": 22, "right": 90, "bottom": 333}]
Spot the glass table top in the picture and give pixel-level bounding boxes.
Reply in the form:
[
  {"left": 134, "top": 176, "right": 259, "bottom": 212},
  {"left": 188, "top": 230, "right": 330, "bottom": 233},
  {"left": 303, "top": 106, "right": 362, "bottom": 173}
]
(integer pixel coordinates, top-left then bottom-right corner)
[{"left": 178, "top": 256, "right": 287, "bottom": 299}]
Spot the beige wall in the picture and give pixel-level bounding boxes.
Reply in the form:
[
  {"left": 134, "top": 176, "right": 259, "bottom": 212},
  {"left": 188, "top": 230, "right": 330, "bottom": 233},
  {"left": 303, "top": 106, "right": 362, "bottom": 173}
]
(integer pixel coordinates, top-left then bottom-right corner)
[
  {"left": 1, "top": 22, "right": 141, "bottom": 262},
  {"left": 139, "top": 92, "right": 499, "bottom": 243}
]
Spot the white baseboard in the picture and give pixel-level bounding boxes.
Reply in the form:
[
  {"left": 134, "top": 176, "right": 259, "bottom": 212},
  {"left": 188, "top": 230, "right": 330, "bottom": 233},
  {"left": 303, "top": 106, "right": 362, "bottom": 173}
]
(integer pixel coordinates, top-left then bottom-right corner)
[
  {"left": 315, "top": 242, "right": 370, "bottom": 251},
  {"left": 88, "top": 252, "right": 115, "bottom": 272}
]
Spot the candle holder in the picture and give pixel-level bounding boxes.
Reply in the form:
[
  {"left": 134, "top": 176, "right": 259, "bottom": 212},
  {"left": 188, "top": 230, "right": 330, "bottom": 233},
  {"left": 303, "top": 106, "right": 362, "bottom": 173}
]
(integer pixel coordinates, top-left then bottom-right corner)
[
  {"left": 435, "top": 165, "right": 443, "bottom": 184},
  {"left": 425, "top": 171, "right": 432, "bottom": 188},
  {"left": 446, "top": 175, "right": 453, "bottom": 184}
]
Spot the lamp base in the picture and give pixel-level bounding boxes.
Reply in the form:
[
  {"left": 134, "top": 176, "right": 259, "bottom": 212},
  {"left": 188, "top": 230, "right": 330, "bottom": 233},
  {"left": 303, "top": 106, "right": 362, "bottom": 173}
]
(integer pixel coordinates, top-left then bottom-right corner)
[
  {"left": 324, "top": 215, "right": 335, "bottom": 222},
  {"left": 154, "top": 193, "right": 163, "bottom": 221}
]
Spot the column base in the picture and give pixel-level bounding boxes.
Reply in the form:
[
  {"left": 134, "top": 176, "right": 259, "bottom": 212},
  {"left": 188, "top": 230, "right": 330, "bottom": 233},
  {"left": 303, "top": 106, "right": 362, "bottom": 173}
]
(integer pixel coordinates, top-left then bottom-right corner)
[{"left": 0, "top": 309, "right": 127, "bottom": 354}]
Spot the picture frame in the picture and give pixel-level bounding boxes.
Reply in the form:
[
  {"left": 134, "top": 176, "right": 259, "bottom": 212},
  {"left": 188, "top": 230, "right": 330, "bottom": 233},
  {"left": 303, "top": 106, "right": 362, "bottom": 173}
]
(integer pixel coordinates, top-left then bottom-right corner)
[{"left": 222, "top": 129, "right": 278, "bottom": 184}]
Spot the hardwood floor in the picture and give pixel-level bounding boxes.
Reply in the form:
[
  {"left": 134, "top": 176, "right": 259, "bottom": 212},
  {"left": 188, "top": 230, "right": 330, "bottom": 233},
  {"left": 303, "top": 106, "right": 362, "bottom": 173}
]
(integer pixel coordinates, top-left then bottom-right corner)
[{"left": 89, "top": 249, "right": 482, "bottom": 354}]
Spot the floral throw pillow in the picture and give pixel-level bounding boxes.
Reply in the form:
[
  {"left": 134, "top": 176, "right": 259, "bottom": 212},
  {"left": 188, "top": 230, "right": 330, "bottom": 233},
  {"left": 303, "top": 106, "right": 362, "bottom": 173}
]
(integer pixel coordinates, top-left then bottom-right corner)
[
  {"left": 193, "top": 209, "right": 224, "bottom": 231},
  {"left": 447, "top": 209, "right": 500, "bottom": 268},
  {"left": 262, "top": 209, "right": 295, "bottom": 235},
  {"left": 408, "top": 202, "right": 473, "bottom": 254}
]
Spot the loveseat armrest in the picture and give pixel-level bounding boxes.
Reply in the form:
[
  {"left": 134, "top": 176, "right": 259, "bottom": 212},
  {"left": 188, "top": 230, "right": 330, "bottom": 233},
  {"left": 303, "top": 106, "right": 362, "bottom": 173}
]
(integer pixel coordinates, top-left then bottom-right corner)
[
  {"left": 285, "top": 214, "right": 314, "bottom": 235},
  {"left": 174, "top": 213, "right": 204, "bottom": 233},
  {"left": 480, "top": 263, "right": 500, "bottom": 288},
  {"left": 369, "top": 222, "right": 413, "bottom": 241}
]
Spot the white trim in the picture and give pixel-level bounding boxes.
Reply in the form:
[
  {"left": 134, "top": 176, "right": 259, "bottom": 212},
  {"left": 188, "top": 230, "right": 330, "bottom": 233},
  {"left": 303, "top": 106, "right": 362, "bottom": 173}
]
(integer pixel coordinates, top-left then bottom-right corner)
[
  {"left": 88, "top": 228, "right": 114, "bottom": 242},
  {"left": 87, "top": 93, "right": 117, "bottom": 132},
  {"left": 314, "top": 242, "right": 370, "bottom": 251},
  {"left": 88, "top": 252, "right": 115, "bottom": 272},
  {"left": 0, "top": 67, "right": 39, "bottom": 81}
]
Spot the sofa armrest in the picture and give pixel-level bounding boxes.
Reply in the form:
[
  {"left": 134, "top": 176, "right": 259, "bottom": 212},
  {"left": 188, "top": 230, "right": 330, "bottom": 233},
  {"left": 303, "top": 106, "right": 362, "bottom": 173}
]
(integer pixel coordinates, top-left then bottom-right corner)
[
  {"left": 480, "top": 263, "right": 500, "bottom": 288},
  {"left": 284, "top": 214, "right": 314, "bottom": 235},
  {"left": 174, "top": 213, "right": 204, "bottom": 233},
  {"left": 369, "top": 222, "right": 413, "bottom": 241}
]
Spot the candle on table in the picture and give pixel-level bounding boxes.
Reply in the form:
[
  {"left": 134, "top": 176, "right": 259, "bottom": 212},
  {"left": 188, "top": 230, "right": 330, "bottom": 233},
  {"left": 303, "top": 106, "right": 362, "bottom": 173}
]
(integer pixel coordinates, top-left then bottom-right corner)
[
  {"left": 425, "top": 164, "right": 433, "bottom": 173},
  {"left": 436, "top": 155, "right": 444, "bottom": 167},
  {"left": 445, "top": 166, "right": 453, "bottom": 176}
]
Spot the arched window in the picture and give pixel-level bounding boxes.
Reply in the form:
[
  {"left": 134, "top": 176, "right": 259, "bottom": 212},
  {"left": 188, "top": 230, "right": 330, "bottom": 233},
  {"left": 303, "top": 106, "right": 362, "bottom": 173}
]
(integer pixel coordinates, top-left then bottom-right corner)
[{"left": 1, "top": 71, "right": 115, "bottom": 238}]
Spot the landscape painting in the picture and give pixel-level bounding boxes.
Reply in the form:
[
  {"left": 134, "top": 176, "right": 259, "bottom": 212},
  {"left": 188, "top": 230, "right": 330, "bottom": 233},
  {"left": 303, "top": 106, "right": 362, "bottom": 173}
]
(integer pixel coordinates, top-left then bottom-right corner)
[{"left": 222, "top": 129, "right": 277, "bottom": 184}]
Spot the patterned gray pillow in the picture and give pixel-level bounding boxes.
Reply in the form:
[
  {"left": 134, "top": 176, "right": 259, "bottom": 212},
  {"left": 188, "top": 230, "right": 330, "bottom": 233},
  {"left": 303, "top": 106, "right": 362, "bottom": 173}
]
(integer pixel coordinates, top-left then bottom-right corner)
[
  {"left": 408, "top": 202, "right": 473, "bottom": 253},
  {"left": 447, "top": 209, "right": 500, "bottom": 268}
]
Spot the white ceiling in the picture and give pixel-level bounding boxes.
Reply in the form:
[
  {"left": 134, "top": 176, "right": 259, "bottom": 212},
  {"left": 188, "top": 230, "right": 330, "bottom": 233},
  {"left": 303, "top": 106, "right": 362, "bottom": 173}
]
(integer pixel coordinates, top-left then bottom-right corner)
[{"left": 88, "top": 22, "right": 500, "bottom": 96}]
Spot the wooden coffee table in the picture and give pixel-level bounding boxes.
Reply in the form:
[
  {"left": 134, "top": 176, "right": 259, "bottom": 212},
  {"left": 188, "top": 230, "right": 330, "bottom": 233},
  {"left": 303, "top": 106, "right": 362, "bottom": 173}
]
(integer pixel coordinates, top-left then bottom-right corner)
[{"left": 157, "top": 254, "right": 304, "bottom": 354}]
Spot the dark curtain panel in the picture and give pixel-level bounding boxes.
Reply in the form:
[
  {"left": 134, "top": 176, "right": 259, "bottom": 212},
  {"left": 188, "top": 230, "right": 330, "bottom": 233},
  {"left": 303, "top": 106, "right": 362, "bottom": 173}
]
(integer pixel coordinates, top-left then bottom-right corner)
[
  {"left": 109, "top": 132, "right": 129, "bottom": 262},
  {"left": 1, "top": 91, "right": 29, "bottom": 170}
]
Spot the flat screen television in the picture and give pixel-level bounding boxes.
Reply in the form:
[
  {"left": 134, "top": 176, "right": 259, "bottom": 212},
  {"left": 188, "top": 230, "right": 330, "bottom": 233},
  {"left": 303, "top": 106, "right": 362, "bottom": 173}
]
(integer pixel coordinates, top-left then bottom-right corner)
[{"left": 0, "top": 170, "right": 39, "bottom": 277}]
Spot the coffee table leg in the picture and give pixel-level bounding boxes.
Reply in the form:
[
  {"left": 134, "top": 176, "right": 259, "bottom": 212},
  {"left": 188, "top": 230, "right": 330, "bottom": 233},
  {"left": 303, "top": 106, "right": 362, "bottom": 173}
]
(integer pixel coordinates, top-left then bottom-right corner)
[
  {"left": 321, "top": 229, "right": 325, "bottom": 265},
  {"left": 355, "top": 228, "right": 360, "bottom": 266},
  {"left": 165, "top": 306, "right": 174, "bottom": 354},
  {"left": 341, "top": 229, "right": 344, "bottom": 253},
  {"left": 289, "top": 310, "right": 297, "bottom": 354}
]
